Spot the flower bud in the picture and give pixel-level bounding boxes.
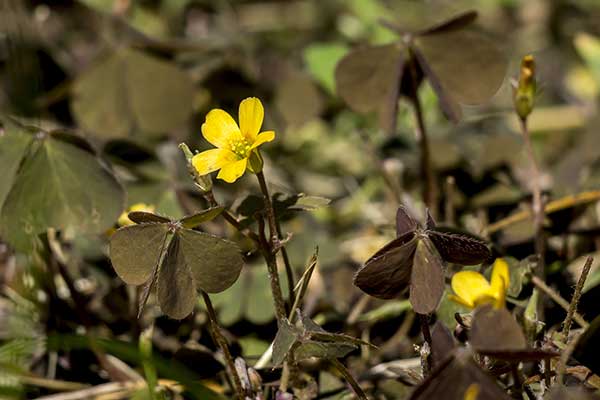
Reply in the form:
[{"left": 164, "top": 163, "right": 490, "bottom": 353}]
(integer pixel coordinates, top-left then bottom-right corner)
[{"left": 514, "top": 55, "right": 536, "bottom": 121}]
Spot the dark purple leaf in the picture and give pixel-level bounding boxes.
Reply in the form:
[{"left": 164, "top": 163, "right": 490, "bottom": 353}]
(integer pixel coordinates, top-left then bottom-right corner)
[
  {"left": 469, "top": 306, "right": 527, "bottom": 352},
  {"left": 417, "top": 10, "right": 478, "bottom": 36},
  {"left": 409, "top": 237, "right": 445, "bottom": 314},
  {"left": 427, "top": 229, "right": 490, "bottom": 265},
  {"left": 353, "top": 232, "right": 417, "bottom": 299},
  {"left": 396, "top": 206, "right": 418, "bottom": 237}
]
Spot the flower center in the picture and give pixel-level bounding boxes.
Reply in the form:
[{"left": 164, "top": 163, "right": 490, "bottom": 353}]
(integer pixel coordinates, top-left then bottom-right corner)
[{"left": 228, "top": 137, "right": 252, "bottom": 158}]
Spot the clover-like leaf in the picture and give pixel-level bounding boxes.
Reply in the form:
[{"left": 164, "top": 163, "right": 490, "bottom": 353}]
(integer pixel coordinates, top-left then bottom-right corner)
[
  {"left": 353, "top": 232, "right": 417, "bottom": 300},
  {"left": 414, "top": 29, "right": 507, "bottom": 122},
  {"left": 109, "top": 210, "right": 244, "bottom": 319},
  {"left": 71, "top": 47, "right": 194, "bottom": 138},
  {"left": 0, "top": 124, "right": 125, "bottom": 251},
  {"left": 409, "top": 237, "right": 445, "bottom": 314},
  {"left": 355, "top": 205, "right": 490, "bottom": 314},
  {"left": 335, "top": 9, "right": 507, "bottom": 124},
  {"left": 110, "top": 223, "right": 171, "bottom": 285},
  {"left": 157, "top": 235, "right": 197, "bottom": 319},
  {"left": 469, "top": 305, "right": 557, "bottom": 361},
  {"left": 0, "top": 121, "right": 35, "bottom": 207},
  {"left": 179, "top": 228, "right": 243, "bottom": 293},
  {"left": 335, "top": 43, "right": 404, "bottom": 115}
]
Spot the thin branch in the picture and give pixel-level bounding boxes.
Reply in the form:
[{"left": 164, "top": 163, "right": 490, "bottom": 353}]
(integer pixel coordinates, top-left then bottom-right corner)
[
  {"left": 330, "top": 358, "right": 369, "bottom": 400},
  {"left": 530, "top": 275, "right": 588, "bottom": 328},
  {"left": 201, "top": 290, "right": 245, "bottom": 400}
]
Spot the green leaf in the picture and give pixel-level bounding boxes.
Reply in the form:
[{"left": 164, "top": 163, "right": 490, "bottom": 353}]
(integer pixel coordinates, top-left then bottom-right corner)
[
  {"left": 179, "top": 207, "right": 224, "bottom": 229},
  {"left": 128, "top": 211, "right": 171, "bottom": 225},
  {"left": 290, "top": 195, "right": 331, "bottom": 211},
  {"left": 294, "top": 341, "right": 356, "bottom": 361},
  {"left": 0, "top": 121, "right": 34, "bottom": 208},
  {"left": 110, "top": 224, "right": 170, "bottom": 285},
  {"left": 157, "top": 235, "right": 197, "bottom": 319},
  {"left": 71, "top": 47, "right": 194, "bottom": 138},
  {"left": 178, "top": 228, "right": 244, "bottom": 293},
  {"left": 303, "top": 43, "right": 349, "bottom": 94},
  {"left": 1, "top": 132, "right": 125, "bottom": 251},
  {"left": 272, "top": 319, "right": 300, "bottom": 366}
]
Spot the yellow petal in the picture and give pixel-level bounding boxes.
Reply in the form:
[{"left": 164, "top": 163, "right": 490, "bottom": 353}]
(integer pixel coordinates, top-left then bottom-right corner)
[
  {"left": 238, "top": 97, "right": 264, "bottom": 142},
  {"left": 202, "top": 109, "right": 241, "bottom": 148},
  {"left": 447, "top": 294, "right": 473, "bottom": 309},
  {"left": 250, "top": 130, "right": 275, "bottom": 150},
  {"left": 451, "top": 271, "right": 492, "bottom": 309},
  {"left": 216, "top": 158, "right": 248, "bottom": 183},
  {"left": 490, "top": 258, "right": 510, "bottom": 297},
  {"left": 192, "top": 149, "right": 238, "bottom": 176}
]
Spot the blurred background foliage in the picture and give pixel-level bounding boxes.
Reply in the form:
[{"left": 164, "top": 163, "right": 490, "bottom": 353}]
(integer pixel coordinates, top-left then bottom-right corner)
[{"left": 3, "top": 0, "right": 600, "bottom": 398}]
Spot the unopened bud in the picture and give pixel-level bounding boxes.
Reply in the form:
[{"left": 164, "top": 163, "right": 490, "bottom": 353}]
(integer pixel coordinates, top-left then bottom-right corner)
[
  {"left": 179, "top": 143, "right": 213, "bottom": 192},
  {"left": 514, "top": 55, "right": 536, "bottom": 121}
]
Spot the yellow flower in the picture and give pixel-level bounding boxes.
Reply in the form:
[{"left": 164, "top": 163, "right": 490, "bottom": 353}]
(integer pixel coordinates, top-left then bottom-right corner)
[
  {"left": 192, "top": 97, "right": 275, "bottom": 183},
  {"left": 464, "top": 383, "right": 480, "bottom": 400},
  {"left": 449, "top": 258, "right": 510, "bottom": 309},
  {"left": 118, "top": 203, "right": 155, "bottom": 226}
]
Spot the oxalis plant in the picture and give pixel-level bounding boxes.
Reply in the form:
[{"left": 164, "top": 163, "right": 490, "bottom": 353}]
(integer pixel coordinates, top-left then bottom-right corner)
[
  {"left": 101, "top": 11, "right": 592, "bottom": 400},
  {"left": 4, "top": 3, "right": 600, "bottom": 400}
]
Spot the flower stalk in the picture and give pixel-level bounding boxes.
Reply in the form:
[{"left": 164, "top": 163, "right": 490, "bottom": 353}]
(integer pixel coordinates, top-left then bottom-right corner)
[{"left": 201, "top": 290, "right": 245, "bottom": 400}]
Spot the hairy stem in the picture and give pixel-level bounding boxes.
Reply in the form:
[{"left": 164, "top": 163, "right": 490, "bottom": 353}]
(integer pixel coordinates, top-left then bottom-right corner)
[
  {"left": 330, "top": 358, "right": 369, "bottom": 400},
  {"left": 530, "top": 275, "right": 588, "bottom": 328},
  {"left": 562, "top": 256, "right": 593, "bottom": 338},
  {"left": 257, "top": 215, "right": 287, "bottom": 320},
  {"left": 418, "top": 313, "right": 433, "bottom": 376},
  {"left": 201, "top": 290, "right": 245, "bottom": 400}
]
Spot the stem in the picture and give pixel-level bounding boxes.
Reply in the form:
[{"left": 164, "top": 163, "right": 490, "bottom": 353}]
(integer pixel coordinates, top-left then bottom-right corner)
[
  {"left": 257, "top": 215, "right": 287, "bottom": 320},
  {"left": 418, "top": 313, "right": 433, "bottom": 376},
  {"left": 530, "top": 275, "right": 588, "bottom": 328},
  {"left": 330, "top": 358, "right": 369, "bottom": 400},
  {"left": 201, "top": 290, "right": 245, "bottom": 400},
  {"left": 256, "top": 171, "right": 280, "bottom": 248},
  {"left": 521, "top": 118, "right": 546, "bottom": 312},
  {"left": 409, "top": 55, "right": 436, "bottom": 216},
  {"left": 562, "top": 256, "right": 593, "bottom": 338},
  {"left": 276, "top": 220, "right": 296, "bottom": 301}
]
